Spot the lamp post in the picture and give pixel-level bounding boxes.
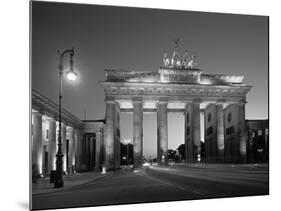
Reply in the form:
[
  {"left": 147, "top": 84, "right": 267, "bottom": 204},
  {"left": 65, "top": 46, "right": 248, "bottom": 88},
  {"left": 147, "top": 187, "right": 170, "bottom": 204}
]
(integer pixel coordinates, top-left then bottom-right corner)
[{"left": 54, "top": 48, "right": 77, "bottom": 188}]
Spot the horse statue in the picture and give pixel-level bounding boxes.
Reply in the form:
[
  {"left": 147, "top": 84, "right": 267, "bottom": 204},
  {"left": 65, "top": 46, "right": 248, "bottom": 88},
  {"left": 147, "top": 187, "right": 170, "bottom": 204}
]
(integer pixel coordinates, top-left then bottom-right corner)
[
  {"left": 163, "top": 51, "right": 170, "bottom": 67},
  {"left": 171, "top": 49, "right": 181, "bottom": 68},
  {"left": 187, "top": 53, "right": 197, "bottom": 69},
  {"left": 182, "top": 50, "right": 189, "bottom": 69}
]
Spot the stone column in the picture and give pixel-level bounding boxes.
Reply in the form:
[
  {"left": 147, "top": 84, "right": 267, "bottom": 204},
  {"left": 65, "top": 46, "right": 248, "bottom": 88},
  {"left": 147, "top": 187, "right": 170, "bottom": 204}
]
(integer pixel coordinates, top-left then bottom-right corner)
[
  {"left": 264, "top": 128, "right": 269, "bottom": 162},
  {"left": 86, "top": 135, "right": 91, "bottom": 170},
  {"left": 100, "top": 131, "right": 105, "bottom": 169},
  {"left": 192, "top": 99, "right": 201, "bottom": 162},
  {"left": 184, "top": 103, "right": 193, "bottom": 162},
  {"left": 216, "top": 102, "right": 225, "bottom": 163},
  {"left": 104, "top": 101, "right": 116, "bottom": 169},
  {"left": 133, "top": 100, "right": 143, "bottom": 168},
  {"left": 74, "top": 130, "right": 81, "bottom": 172},
  {"left": 80, "top": 134, "right": 87, "bottom": 171},
  {"left": 72, "top": 130, "right": 77, "bottom": 171},
  {"left": 114, "top": 104, "right": 120, "bottom": 169},
  {"left": 248, "top": 130, "right": 254, "bottom": 163},
  {"left": 61, "top": 123, "right": 67, "bottom": 173},
  {"left": 47, "top": 118, "right": 56, "bottom": 172},
  {"left": 41, "top": 118, "right": 48, "bottom": 175},
  {"left": 89, "top": 135, "right": 95, "bottom": 170},
  {"left": 95, "top": 131, "right": 102, "bottom": 171},
  {"left": 238, "top": 102, "right": 247, "bottom": 163},
  {"left": 157, "top": 101, "right": 168, "bottom": 165},
  {"left": 67, "top": 127, "right": 75, "bottom": 173},
  {"left": 261, "top": 129, "right": 267, "bottom": 162},
  {"left": 32, "top": 111, "right": 43, "bottom": 175},
  {"left": 204, "top": 104, "right": 217, "bottom": 163}
]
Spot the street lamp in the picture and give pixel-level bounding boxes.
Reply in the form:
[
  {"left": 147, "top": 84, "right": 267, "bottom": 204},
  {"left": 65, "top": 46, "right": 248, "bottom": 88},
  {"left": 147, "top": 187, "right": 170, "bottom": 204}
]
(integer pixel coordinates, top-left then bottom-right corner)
[
  {"left": 54, "top": 47, "right": 77, "bottom": 188},
  {"left": 123, "top": 139, "right": 131, "bottom": 167}
]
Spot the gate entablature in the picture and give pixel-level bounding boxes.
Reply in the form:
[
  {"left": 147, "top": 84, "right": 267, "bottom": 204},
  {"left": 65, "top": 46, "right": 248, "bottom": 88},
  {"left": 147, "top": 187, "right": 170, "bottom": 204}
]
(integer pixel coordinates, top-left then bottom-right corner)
[
  {"left": 104, "top": 68, "right": 245, "bottom": 85},
  {"left": 101, "top": 78, "right": 251, "bottom": 105}
]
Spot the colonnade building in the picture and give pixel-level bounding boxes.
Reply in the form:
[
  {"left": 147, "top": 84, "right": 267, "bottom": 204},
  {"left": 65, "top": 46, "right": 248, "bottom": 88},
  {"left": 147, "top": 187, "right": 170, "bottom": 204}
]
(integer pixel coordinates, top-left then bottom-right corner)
[{"left": 32, "top": 90, "right": 105, "bottom": 176}]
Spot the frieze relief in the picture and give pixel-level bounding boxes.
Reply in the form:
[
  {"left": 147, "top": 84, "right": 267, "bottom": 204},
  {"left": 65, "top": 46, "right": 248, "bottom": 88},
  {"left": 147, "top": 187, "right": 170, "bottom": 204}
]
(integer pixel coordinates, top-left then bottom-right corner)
[{"left": 105, "top": 86, "right": 248, "bottom": 98}]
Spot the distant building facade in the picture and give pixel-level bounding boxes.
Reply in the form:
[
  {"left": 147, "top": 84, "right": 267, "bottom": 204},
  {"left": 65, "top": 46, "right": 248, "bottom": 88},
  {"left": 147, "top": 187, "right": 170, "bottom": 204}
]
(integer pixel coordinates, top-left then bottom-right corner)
[{"left": 246, "top": 119, "right": 269, "bottom": 163}]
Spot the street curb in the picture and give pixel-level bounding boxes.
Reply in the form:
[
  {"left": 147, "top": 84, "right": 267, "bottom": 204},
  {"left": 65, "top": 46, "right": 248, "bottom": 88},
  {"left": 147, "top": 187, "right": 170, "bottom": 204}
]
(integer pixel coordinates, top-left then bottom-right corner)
[{"left": 32, "top": 173, "right": 111, "bottom": 196}]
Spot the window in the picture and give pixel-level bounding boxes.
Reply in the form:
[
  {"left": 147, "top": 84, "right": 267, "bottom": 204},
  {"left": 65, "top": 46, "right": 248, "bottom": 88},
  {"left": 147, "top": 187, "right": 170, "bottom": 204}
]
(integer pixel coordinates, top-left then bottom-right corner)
[
  {"left": 207, "top": 126, "right": 213, "bottom": 136},
  {"left": 207, "top": 112, "right": 211, "bottom": 122},
  {"left": 252, "top": 131, "right": 255, "bottom": 138},
  {"left": 186, "top": 112, "right": 189, "bottom": 123},
  {"left": 227, "top": 112, "right": 232, "bottom": 123},
  {"left": 186, "top": 126, "right": 190, "bottom": 136},
  {"left": 226, "top": 125, "right": 235, "bottom": 135}
]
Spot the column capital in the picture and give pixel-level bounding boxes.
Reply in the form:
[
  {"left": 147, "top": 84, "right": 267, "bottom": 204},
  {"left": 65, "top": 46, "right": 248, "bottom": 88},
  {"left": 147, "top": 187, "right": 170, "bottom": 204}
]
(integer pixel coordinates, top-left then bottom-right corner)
[
  {"left": 192, "top": 97, "right": 201, "bottom": 104},
  {"left": 61, "top": 121, "right": 67, "bottom": 128},
  {"left": 105, "top": 96, "right": 116, "bottom": 104},
  {"left": 227, "top": 99, "right": 247, "bottom": 105},
  {"left": 66, "top": 126, "right": 74, "bottom": 133},
  {"left": 105, "top": 100, "right": 116, "bottom": 104},
  {"left": 46, "top": 117, "right": 56, "bottom": 123},
  {"left": 74, "top": 130, "right": 81, "bottom": 136},
  {"left": 32, "top": 110, "right": 43, "bottom": 116},
  {"left": 238, "top": 99, "right": 247, "bottom": 105},
  {"left": 132, "top": 97, "right": 143, "bottom": 103},
  {"left": 184, "top": 102, "right": 192, "bottom": 109},
  {"left": 95, "top": 130, "right": 102, "bottom": 135},
  {"left": 216, "top": 98, "right": 226, "bottom": 105},
  {"left": 200, "top": 108, "right": 205, "bottom": 113},
  {"left": 158, "top": 97, "right": 169, "bottom": 104}
]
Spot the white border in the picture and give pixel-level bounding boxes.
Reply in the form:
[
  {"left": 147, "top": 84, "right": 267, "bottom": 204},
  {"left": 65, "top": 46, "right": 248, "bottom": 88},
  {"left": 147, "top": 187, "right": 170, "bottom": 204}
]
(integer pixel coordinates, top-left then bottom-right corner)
[{"left": 1, "top": 0, "right": 279, "bottom": 211}]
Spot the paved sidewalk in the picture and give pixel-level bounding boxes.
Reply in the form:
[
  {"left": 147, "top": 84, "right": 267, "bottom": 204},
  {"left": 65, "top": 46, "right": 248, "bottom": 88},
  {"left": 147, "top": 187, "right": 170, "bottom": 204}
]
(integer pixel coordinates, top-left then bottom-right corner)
[{"left": 32, "top": 171, "right": 111, "bottom": 195}]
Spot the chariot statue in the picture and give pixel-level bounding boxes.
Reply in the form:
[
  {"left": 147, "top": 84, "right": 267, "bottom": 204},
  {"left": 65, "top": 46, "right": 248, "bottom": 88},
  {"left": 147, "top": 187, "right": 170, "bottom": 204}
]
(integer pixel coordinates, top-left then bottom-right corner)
[
  {"left": 187, "top": 53, "right": 197, "bottom": 69},
  {"left": 171, "top": 38, "right": 181, "bottom": 68},
  {"left": 162, "top": 39, "right": 198, "bottom": 69},
  {"left": 163, "top": 51, "right": 170, "bottom": 67},
  {"left": 182, "top": 50, "right": 189, "bottom": 69}
]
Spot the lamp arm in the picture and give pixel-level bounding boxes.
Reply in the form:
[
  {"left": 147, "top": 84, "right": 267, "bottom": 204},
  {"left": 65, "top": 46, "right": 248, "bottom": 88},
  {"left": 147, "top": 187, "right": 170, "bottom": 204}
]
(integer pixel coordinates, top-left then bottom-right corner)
[
  {"left": 60, "top": 47, "right": 75, "bottom": 58},
  {"left": 58, "top": 47, "right": 75, "bottom": 73}
]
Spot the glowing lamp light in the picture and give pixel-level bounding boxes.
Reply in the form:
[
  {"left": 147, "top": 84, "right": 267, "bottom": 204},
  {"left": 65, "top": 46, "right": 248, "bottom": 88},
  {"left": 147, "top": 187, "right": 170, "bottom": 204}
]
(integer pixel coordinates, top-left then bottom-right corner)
[
  {"left": 197, "top": 154, "right": 201, "bottom": 162},
  {"left": 66, "top": 70, "right": 77, "bottom": 81},
  {"left": 101, "top": 166, "right": 106, "bottom": 174}
]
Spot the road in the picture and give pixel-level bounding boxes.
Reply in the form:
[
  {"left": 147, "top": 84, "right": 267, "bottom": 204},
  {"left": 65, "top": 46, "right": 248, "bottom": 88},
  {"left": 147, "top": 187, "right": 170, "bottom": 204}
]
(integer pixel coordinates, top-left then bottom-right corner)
[{"left": 32, "top": 164, "right": 269, "bottom": 210}]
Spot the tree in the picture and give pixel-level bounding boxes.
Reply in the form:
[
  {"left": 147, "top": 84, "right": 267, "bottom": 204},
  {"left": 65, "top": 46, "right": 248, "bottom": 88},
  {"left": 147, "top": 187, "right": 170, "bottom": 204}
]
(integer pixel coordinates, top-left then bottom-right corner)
[
  {"left": 167, "top": 149, "right": 176, "bottom": 160},
  {"left": 177, "top": 144, "right": 185, "bottom": 160},
  {"left": 120, "top": 143, "right": 133, "bottom": 165}
]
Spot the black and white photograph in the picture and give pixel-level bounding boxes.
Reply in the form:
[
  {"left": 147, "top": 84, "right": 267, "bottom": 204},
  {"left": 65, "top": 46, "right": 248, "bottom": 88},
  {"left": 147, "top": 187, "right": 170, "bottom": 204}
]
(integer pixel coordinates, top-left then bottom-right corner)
[{"left": 30, "top": 1, "right": 269, "bottom": 210}]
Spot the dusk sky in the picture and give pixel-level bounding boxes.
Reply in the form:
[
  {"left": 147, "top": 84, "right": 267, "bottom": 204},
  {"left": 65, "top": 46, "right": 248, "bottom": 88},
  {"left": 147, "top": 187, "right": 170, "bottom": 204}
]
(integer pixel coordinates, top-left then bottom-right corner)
[{"left": 32, "top": 2, "right": 268, "bottom": 157}]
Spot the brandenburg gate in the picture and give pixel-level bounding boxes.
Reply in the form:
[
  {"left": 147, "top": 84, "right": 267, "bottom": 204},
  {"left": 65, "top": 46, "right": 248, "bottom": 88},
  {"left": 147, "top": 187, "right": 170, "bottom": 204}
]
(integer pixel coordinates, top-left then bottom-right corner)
[{"left": 100, "top": 47, "right": 252, "bottom": 169}]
